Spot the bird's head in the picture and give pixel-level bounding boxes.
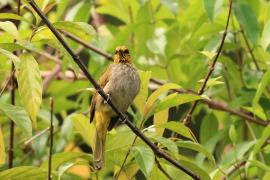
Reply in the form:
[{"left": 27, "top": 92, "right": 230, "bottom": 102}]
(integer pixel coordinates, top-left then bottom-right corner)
[{"left": 114, "top": 46, "right": 131, "bottom": 64}]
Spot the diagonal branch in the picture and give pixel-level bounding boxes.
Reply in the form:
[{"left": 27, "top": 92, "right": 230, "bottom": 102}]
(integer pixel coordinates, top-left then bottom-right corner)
[
  {"left": 182, "top": 0, "right": 233, "bottom": 125},
  {"left": 27, "top": 0, "right": 200, "bottom": 179}
]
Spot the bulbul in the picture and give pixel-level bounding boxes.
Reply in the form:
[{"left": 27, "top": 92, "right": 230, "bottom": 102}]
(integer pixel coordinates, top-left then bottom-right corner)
[{"left": 90, "top": 46, "right": 141, "bottom": 169}]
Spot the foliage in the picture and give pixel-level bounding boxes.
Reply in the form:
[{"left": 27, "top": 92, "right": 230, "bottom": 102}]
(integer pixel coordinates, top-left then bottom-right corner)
[{"left": 0, "top": 0, "right": 270, "bottom": 179}]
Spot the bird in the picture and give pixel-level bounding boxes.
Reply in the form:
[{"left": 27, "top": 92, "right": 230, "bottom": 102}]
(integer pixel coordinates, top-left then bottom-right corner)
[{"left": 90, "top": 46, "right": 141, "bottom": 170}]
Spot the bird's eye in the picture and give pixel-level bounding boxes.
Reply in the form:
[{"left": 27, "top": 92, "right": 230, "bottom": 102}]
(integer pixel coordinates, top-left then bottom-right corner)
[
  {"left": 115, "top": 50, "right": 118, "bottom": 54},
  {"left": 123, "top": 49, "right": 129, "bottom": 54}
]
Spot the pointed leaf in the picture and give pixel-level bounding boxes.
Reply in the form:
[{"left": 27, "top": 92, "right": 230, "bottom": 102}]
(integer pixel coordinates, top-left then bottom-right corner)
[
  {"left": 0, "top": 21, "right": 18, "bottom": 39},
  {"left": 0, "top": 166, "right": 48, "bottom": 179},
  {"left": 134, "top": 71, "right": 151, "bottom": 116},
  {"left": 153, "top": 109, "right": 168, "bottom": 136},
  {"left": 71, "top": 113, "right": 95, "bottom": 148},
  {"left": 0, "top": 126, "right": 5, "bottom": 165},
  {"left": 17, "top": 53, "right": 42, "bottom": 128},
  {"left": 144, "top": 83, "right": 181, "bottom": 116},
  {"left": 176, "top": 141, "right": 216, "bottom": 166},
  {"left": 0, "top": 102, "right": 32, "bottom": 138},
  {"left": 261, "top": 20, "right": 270, "bottom": 50},
  {"left": 133, "top": 146, "right": 154, "bottom": 177},
  {"left": 156, "top": 121, "right": 196, "bottom": 141},
  {"left": 235, "top": 3, "right": 260, "bottom": 44},
  {"left": 253, "top": 125, "right": 270, "bottom": 154}
]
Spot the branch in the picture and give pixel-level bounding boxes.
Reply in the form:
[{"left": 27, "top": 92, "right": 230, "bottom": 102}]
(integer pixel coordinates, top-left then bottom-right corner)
[
  {"left": 28, "top": 1, "right": 200, "bottom": 179},
  {"left": 182, "top": 0, "right": 233, "bottom": 125}
]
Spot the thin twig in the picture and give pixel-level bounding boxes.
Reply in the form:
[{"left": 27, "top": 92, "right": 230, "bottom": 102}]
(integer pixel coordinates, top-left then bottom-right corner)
[
  {"left": 59, "top": 29, "right": 114, "bottom": 61},
  {"left": 8, "top": 0, "right": 21, "bottom": 169},
  {"left": 182, "top": 0, "right": 233, "bottom": 125},
  {"left": 0, "top": 69, "right": 15, "bottom": 97},
  {"left": 240, "top": 30, "right": 260, "bottom": 71},
  {"left": 115, "top": 136, "right": 138, "bottom": 180},
  {"left": 23, "top": 127, "right": 50, "bottom": 146},
  {"left": 28, "top": 1, "right": 200, "bottom": 179},
  {"left": 155, "top": 157, "right": 173, "bottom": 180},
  {"left": 48, "top": 97, "right": 54, "bottom": 180}
]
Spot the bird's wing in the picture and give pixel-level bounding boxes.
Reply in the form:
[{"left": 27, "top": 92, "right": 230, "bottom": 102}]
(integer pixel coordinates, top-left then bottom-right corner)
[{"left": 90, "top": 65, "right": 112, "bottom": 123}]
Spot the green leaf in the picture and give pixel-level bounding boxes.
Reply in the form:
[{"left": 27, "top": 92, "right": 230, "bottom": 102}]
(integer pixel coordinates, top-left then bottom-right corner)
[
  {"left": 160, "top": 0, "right": 178, "bottom": 16},
  {"left": 176, "top": 140, "right": 216, "bottom": 166},
  {"left": 152, "top": 93, "right": 203, "bottom": 114},
  {"left": 153, "top": 109, "right": 168, "bottom": 136},
  {"left": 17, "top": 53, "right": 42, "bottom": 128},
  {"left": 253, "top": 124, "right": 270, "bottom": 154},
  {"left": 0, "top": 21, "right": 19, "bottom": 39},
  {"left": 0, "top": 13, "right": 32, "bottom": 24},
  {"left": 261, "top": 20, "right": 270, "bottom": 50},
  {"left": 71, "top": 113, "right": 95, "bottom": 148},
  {"left": 133, "top": 146, "right": 154, "bottom": 178},
  {"left": 0, "top": 166, "right": 48, "bottom": 179},
  {"left": 155, "top": 137, "right": 178, "bottom": 155},
  {"left": 144, "top": 83, "right": 182, "bottom": 116},
  {"left": 0, "top": 48, "right": 20, "bottom": 68},
  {"left": 134, "top": 71, "right": 151, "bottom": 116},
  {"left": 0, "top": 102, "right": 32, "bottom": 139},
  {"left": 65, "top": 1, "right": 91, "bottom": 22},
  {"left": 235, "top": 2, "right": 260, "bottom": 44},
  {"left": 200, "top": 113, "right": 218, "bottom": 145},
  {"left": 0, "top": 126, "right": 5, "bottom": 165},
  {"left": 229, "top": 124, "right": 237, "bottom": 145},
  {"left": 204, "top": 0, "right": 216, "bottom": 21},
  {"left": 156, "top": 121, "right": 196, "bottom": 141},
  {"left": 247, "top": 160, "right": 270, "bottom": 172},
  {"left": 198, "top": 76, "right": 224, "bottom": 88},
  {"left": 53, "top": 21, "right": 96, "bottom": 40},
  {"left": 40, "top": 152, "right": 91, "bottom": 170},
  {"left": 178, "top": 159, "right": 211, "bottom": 180},
  {"left": 253, "top": 70, "right": 270, "bottom": 107},
  {"left": 199, "top": 50, "right": 217, "bottom": 60}
]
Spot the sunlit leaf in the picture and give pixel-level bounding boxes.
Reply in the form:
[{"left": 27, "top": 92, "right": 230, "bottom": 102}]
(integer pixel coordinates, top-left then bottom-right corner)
[
  {"left": 134, "top": 71, "right": 151, "bottom": 116},
  {"left": 0, "top": 126, "right": 5, "bottom": 165},
  {"left": 70, "top": 113, "right": 95, "bottom": 148},
  {"left": 17, "top": 53, "right": 42, "bottom": 128},
  {"left": 0, "top": 21, "right": 19, "bottom": 39},
  {"left": 261, "top": 20, "right": 270, "bottom": 50},
  {"left": 40, "top": 152, "right": 91, "bottom": 170},
  {"left": 153, "top": 109, "right": 168, "bottom": 136},
  {"left": 144, "top": 83, "right": 182, "bottom": 116},
  {"left": 0, "top": 166, "right": 49, "bottom": 179},
  {"left": 156, "top": 121, "right": 196, "bottom": 141}
]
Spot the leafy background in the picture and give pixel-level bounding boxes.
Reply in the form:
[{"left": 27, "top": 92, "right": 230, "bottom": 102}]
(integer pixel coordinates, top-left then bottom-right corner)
[{"left": 0, "top": 0, "right": 270, "bottom": 179}]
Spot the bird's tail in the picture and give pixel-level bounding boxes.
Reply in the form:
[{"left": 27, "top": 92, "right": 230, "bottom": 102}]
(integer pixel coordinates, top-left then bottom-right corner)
[{"left": 93, "top": 111, "right": 110, "bottom": 170}]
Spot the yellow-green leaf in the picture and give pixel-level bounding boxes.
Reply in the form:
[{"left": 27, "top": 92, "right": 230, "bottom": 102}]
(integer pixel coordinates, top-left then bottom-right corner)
[
  {"left": 17, "top": 53, "right": 42, "bottom": 128},
  {"left": 144, "top": 83, "right": 181, "bottom": 116},
  {"left": 134, "top": 71, "right": 151, "bottom": 116},
  {"left": 71, "top": 113, "right": 95, "bottom": 148},
  {"left": 0, "top": 126, "right": 5, "bottom": 165},
  {"left": 0, "top": 21, "right": 19, "bottom": 39},
  {"left": 153, "top": 109, "right": 168, "bottom": 136}
]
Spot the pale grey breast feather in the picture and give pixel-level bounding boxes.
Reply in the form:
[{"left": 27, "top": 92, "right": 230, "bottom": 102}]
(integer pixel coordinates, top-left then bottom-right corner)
[{"left": 104, "top": 63, "right": 140, "bottom": 113}]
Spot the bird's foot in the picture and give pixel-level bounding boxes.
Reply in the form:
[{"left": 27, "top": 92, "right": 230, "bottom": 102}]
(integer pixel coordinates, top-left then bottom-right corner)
[{"left": 103, "top": 94, "right": 111, "bottom": 104}]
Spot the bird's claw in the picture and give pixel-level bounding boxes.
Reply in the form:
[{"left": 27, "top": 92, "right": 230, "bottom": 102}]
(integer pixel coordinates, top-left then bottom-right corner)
[{"left": 104, "top": 94, "right": 111, "bottom": 104}]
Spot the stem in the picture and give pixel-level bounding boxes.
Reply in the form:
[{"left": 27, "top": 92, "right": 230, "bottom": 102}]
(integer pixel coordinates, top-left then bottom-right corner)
[
  {"left": 183, "top": 0, "right": 233, "bottom": 125},
  {"left": 48, "top": 97, "right": 54, "bottom": 180},
  {"left": 28, "top": 1, "right": 200, "bottom": 179}
]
